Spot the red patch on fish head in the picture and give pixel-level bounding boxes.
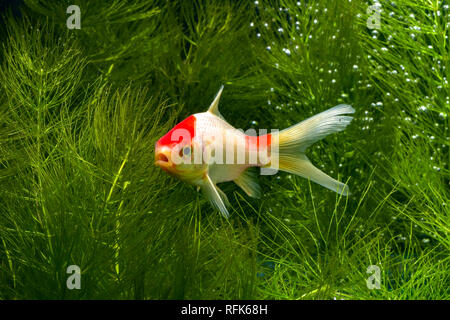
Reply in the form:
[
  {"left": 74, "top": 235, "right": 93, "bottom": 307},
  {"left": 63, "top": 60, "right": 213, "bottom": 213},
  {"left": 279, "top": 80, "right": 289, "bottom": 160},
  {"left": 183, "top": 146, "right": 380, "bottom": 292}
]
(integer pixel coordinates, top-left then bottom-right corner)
[
  {"left": 156, "top": 115, "right": 196, "bottom": 149},
  {"left": 155, "top": 115, "right": 204, "bottom": 181}
]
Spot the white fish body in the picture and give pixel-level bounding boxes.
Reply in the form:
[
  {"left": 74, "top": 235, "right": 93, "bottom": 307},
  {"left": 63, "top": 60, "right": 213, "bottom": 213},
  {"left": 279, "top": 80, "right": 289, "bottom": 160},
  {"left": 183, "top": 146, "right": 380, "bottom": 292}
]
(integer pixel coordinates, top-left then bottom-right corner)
[{"left": 155, "top": 86, "right": 355, "bottom": 218}]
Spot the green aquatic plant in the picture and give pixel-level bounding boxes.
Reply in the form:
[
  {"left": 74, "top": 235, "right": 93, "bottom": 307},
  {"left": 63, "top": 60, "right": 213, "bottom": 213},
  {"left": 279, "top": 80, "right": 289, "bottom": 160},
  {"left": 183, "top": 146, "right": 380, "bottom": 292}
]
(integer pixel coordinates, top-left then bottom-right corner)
[{"left": 0, "top": 0, "right": 448, "bottom": 299}]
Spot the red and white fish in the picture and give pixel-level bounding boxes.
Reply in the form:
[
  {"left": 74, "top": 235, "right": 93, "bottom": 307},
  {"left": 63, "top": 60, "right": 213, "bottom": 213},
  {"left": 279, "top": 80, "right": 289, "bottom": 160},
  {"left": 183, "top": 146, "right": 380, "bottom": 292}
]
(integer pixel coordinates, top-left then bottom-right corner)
[{"left": 155, "top": 86, "right": 354, "bottom": 218}]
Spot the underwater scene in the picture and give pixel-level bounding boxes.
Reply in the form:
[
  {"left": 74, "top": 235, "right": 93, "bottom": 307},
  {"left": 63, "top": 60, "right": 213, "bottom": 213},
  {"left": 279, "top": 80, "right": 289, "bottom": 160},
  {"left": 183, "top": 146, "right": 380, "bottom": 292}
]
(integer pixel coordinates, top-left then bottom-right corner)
[{"left": 0, "top": 0, "right": 448, "bottom": 300}]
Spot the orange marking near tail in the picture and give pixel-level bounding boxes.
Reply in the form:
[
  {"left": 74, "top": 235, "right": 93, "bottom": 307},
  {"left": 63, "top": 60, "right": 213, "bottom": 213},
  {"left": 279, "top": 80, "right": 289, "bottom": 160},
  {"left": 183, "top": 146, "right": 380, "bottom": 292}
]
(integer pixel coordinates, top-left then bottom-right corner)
[{"left": 245, "top": 133, "right": 272, "bottom": 149}]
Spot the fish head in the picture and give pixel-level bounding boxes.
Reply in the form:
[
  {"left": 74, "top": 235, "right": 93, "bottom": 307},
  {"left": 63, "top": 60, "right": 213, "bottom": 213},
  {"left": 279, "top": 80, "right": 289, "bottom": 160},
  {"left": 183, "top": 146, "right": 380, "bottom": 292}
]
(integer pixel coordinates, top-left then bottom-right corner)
[{"left": 155, "top": 115, "right": 206, "bottom": 182}]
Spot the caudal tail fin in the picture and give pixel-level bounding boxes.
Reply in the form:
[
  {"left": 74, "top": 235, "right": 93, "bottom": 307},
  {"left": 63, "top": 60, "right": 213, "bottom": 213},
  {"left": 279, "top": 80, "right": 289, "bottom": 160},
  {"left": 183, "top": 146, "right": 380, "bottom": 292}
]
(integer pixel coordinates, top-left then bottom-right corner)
[{"left": 271, "top": 104, "right": 355, "bottom": 196}]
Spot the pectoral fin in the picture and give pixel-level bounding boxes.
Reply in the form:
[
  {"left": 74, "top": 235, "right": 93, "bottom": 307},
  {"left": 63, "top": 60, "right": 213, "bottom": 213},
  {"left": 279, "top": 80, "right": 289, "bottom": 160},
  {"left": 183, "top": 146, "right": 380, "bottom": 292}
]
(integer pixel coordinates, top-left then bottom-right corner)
[
  {"left": 216, "top": 185, "right": 231, "bottom": 208},
  {"left": 202, "top": 174, "right": 230, "bottom": 218}
]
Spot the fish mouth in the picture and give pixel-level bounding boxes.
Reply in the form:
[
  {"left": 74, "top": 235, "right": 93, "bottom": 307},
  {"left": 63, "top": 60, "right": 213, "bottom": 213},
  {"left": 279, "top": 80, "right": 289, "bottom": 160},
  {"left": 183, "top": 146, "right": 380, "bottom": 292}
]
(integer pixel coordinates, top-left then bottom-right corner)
[
  {"left": 154, "top": 148, "right": 173, "bottom": 169},
  {"left": 155, "top": 160, "right": 169, "bottom": 168},
  {"left": 155, "top": 153, "right": 169, "bottom": 164}
]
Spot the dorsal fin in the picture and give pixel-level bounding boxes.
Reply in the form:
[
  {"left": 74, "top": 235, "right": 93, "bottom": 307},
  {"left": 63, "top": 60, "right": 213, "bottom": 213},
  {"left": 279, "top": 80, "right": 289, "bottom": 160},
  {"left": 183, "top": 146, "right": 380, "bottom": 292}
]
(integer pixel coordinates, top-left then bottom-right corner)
[{"left": 207, "top": 85, "right": 224, "bottom": 118}]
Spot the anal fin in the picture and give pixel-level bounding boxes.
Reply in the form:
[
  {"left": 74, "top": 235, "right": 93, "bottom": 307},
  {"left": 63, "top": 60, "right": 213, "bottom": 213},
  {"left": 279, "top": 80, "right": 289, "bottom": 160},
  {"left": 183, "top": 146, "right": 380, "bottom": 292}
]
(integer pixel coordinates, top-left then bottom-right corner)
[{"left": 234, "top": 168, "right": 262, "bottom": 198}]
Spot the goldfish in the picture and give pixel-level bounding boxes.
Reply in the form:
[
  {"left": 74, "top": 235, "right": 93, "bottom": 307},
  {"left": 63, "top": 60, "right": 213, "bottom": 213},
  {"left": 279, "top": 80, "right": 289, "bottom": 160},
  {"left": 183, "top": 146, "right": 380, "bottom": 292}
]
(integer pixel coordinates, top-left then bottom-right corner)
[{"left": 155, "top": 86, "right": 354, "bottom": 218}]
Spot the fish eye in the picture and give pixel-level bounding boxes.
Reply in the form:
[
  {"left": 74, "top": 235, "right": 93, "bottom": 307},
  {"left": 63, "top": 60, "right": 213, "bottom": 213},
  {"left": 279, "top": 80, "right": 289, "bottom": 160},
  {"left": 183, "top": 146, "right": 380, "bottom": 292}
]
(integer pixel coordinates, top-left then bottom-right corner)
[
  {"left": 178, "top": 145, "right": 191, "bottom": 158},
  {"left": 183, "top": 145, "right": 191, "bottom": 156}
]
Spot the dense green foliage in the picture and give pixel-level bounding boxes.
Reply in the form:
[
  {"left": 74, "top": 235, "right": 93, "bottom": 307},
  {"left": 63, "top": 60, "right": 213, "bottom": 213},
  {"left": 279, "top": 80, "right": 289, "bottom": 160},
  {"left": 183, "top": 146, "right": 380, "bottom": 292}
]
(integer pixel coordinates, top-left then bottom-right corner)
[{"left": 0, "top": 0, "right": 448, "bottom": 299}]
